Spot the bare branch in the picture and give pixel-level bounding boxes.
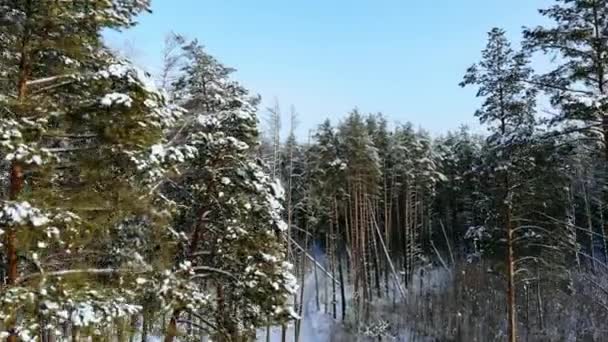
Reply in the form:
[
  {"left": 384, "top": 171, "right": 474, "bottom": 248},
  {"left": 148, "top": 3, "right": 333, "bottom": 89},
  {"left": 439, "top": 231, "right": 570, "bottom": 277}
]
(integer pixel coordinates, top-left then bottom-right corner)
[{"left": 26, "top": 74, "right": 76, "bottom": 87}]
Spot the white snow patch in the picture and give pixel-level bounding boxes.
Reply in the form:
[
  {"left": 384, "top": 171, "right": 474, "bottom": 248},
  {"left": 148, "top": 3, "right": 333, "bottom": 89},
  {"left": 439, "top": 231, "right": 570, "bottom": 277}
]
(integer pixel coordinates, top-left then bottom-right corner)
[{"left": 100, "top": 92, "right": 133, "bottom": 107}]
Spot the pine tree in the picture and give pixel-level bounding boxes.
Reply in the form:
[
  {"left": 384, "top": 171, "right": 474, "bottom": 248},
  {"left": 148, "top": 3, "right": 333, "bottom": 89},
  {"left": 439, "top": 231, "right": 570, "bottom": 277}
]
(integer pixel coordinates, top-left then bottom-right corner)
[
  {"left": 523, "top": 0, "right": 608, "bottom": 280},
  {"left": 336, "top": 110, "right": 381, "bottom": 318},
  {"left": 434, "top": 127, "right": 487, "bottom": 255},
  {"left": 162, "top": 40, "right": 297, "bottom": 341},
  {"left": 0, "top": 1, "right": 193, "bottom": 340},
  {"left": 523, "top": 0, "right": 608, "bottom": 160},
  {"left": 172, "top": 39, "right": 250, "bottom": 113},
  {"left": 307, "top": 119, "right": 348, "bottom": 321},
  {"left": 461, "top": 27, "right": 537, "bottom": 342}
]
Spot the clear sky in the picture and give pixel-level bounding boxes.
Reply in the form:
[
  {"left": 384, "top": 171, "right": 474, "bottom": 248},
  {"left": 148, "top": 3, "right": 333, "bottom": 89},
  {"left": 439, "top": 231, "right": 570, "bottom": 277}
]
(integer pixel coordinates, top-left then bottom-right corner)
[{"left": 105, "top": 0, "right": 552, "bottom": 138}]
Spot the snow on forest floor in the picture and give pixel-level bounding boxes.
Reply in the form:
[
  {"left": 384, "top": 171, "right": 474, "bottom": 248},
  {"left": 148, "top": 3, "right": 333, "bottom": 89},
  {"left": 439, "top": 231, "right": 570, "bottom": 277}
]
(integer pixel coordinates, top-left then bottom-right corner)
[
  {"left": 124, "top": 260, "right": 608, "bottom": 341},
  {"left": 141, "top": 265, "right": 450, "bottom": 342},
  {"left": 145, "top": 248, "right": 451, "bottom": 342},
  {"left": 256, "top": 258, "right": 336, "bottom": 341},
  {"left": 256, "top": 248, "right": 452, "bottom": 342}
]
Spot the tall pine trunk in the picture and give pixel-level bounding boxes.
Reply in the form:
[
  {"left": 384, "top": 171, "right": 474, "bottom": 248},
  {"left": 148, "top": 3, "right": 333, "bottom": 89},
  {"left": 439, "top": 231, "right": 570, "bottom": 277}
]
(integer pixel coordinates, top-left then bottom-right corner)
[
  {"left": 336, "top": 198, "right": 347, "bottom": 321},
  {"left": 5, "top": 26, "right": 30, "bottom": 341},
  {"left": 329, "top": 201, "right": 337, "bottom": 319},
  {"left": 505, "top": 173, "right": 517, "bottom": 342}
]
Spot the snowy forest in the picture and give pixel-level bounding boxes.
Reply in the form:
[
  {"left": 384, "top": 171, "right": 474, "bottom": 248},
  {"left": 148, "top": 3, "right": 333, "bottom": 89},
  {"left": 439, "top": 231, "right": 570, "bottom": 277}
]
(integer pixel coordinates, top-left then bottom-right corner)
[{"left": 2, "top": 0, "right": 608, "bottom": 341}]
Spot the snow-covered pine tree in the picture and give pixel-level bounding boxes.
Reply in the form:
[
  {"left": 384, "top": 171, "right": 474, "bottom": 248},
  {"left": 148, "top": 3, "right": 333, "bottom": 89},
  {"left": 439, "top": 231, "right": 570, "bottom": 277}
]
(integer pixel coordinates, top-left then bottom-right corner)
[
  {"left": 524, "top": 0, "right": 608, "bottom": 160},
  {"left": 309, "top": 119, "right": 345, "bottom": 219},
  {"left": 307, "top": 119, "right": 348, "bottom": 322},
  {"left": 274, "top": 107, "right": 308, "bottom": 340},
  {"left": 460, "top": 25, "right": 576, "bottom": 341},
  {"left": 387, "top": 124, "right": 444, "bottom": 285},
  {"left": 362, "top": 114, "right": 389, "bottom": 298},
  {"left": 434, "top": 127, "right": 487, "bottom": 255},
  {"left": 162, "top": 39, "right": 297, "bottom": 341},
  {"left": 0, "top": 1, "right": 200, "bottom": 340},
  {"left": 523, "top": 0, "right": 608, "bottom": 276},
  {"left": 386, "top": 124, "right": 418, "bottom": 284},
  {"left": 365, "top": 115, "right": 391, "bottom": 274},
  {"left": 280, "top": 110, "right": 307, "bottom": 244},
  {"left": 172, "top": 39, "right": 249, "bottom": 114},
  {"left": 335, "top": 110, "right": 382, "bottom": 320},
  {"left": 461, "top": 27, "right": 538, "bottom": 342}
]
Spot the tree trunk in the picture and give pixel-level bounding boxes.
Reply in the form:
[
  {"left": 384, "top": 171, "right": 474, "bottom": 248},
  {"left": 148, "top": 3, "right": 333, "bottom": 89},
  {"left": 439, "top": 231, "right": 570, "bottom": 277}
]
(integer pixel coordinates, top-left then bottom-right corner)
[
  {"left": 164, "top": 209, "right": 208, "bottom": 342},
  {"left": 535, "top": 268, "right": 544, "bottom": 332},
  {"left": 330, "top": 202, "right": 337, "bottom": 319},
  {"left": 583, "top": 180, "right": 596, "bottom": 273},
  {"left": 5, "top": 163, "right": 24, "bottom": 342},
  {"left": 599, "top": 198, "right": 608, "bottom": 263},
  {"left": 313, "top": 247, "right": 320, "bottom": 311},
  {"left": 506, "top": 198, "right": 517, "bottom": 342},
  {"left": 164, "top": 313, "right": 180, "bottom": 342},
  {"left": 568, "top": 185, "right": 581, "bottom": 269},
  {"left": 385, "top": 175, "right": 393, "bottom": 297},
  {"left": 371, "top": 213, "right": 382, "bottom": 300},
  {"left": 524, "top": 284, "right": 530, "bottom": 341},
  {"left": 338, "top": 251, "right": 347, "bottom": 321},
  {"left": 336, "top": 199, "right": 347, "bottom": 322},
  {"left": 280, "top": 324, "right": 287, "bottom": 342},
  {"left": 403, "top": 189, "right": 409, "bottom": 286},
  {"left": 5, "top": 18, "right": 31, "bottom": 340},
  {"left": 283, "top": 113, "right": 296, "bottom": 341},
  {"left": 295, "top": 223, "right": 309, "bottom": 342},
  {"left": 141, "top": 312, "right": 148, "bottom": 342},
  {"left": 324, "top": 232, "right": 330, "bottom": 314}
]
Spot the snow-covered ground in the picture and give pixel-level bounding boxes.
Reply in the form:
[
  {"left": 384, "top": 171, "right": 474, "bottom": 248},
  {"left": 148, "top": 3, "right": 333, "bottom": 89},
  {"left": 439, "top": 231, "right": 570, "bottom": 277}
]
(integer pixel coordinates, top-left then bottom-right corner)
[
  {"left": 257, "top": 251, "right": 336, "bottom": 342},
  {"left": 144, "top": 247, "right": 452, "bottom": 342},
  {"left": 256, "top": 245, "right": 452, "bottom": 342}
]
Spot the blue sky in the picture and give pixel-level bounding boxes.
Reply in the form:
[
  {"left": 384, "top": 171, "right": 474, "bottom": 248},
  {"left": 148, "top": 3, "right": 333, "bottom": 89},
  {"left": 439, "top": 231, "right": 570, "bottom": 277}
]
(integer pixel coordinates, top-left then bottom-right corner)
[{"left": 105, "top": 0, "right": 552, "bottom": 138}]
